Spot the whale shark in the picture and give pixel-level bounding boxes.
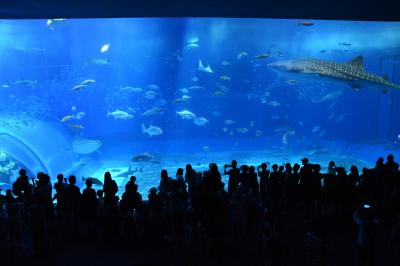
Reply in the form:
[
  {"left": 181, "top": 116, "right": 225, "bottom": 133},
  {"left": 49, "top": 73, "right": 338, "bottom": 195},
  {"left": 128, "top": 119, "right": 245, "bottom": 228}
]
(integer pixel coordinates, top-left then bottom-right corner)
[{"left": 267, "top": 56, "right": 400, "bottom": 92}]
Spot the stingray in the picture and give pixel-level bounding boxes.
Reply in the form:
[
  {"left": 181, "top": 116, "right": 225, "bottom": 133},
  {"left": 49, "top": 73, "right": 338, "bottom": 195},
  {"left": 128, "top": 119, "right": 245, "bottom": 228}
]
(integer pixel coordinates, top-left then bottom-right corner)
[{"left": 72, "top": 138, "right": 102, "bottom": 155}]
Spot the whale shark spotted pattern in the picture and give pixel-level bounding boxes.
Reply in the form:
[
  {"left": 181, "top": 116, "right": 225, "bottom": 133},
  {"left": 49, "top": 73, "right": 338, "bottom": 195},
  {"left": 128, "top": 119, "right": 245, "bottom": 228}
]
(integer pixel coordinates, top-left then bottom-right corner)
[{"left": 267, "top": 56, "right": 400, "bottom": 92}]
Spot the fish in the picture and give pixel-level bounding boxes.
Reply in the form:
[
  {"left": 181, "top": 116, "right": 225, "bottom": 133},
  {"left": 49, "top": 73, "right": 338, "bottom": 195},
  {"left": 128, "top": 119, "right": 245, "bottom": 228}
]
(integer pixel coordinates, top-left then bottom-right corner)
[
  {"left": 60, "top": 115, "right": 74, "bottom": 123},
  {"left": 320, "top": 50, "right": 327, "bottom": 53},
  {"left": 187, "top": 43, "right": 199, "bottom": 49},
  {"left": 154, "top": 98, "right": 168, "bottom": 106},
  {"left": 74, "top": 78, "right": 95, "bottom": 88},
  {"left": 212, "top": 110, "right": 221, "bottom": 117},
  {"left": 282, "top": 130, "right": 295, "bottom": 145},
  {"left": 71, "top": 106, "right": 77, "bottom": 112},
  {"left": 287, "top": 79, "right": 298, "bottom": 85},
  {"left": 267, "top": 56, "right": 400, "bottom": 92},
  {"left": 224, "top": 119, "right": 235, "bottom": 125},
  {"left": 46, "top": 18, "right": 67, "bottom": 30},
  {"left": 172, "top": 98, "right": 186, "bottom": 105},
  {"left": 100, "top": 43, "right": 110, "bottom": 53},
  {"left": 144, "top": 90, "right": 158, "bottom": 99},
  {"left": 213, "top": 90, "right": 225, "bottom": 96},
  {"left": 114, "top": 166, "right": 143, "bottom": 178},
  {"left": 191, "top": 76, "right": 198, "bottom": 82},
  {"left": 220, "top": 75, "right": 231, "bottom": 81},
  {"left": 202, "top": 146, "right": 210, "bottom": 152},
  {"left": 172, "top": 95, "right": 191, "bottom": 104},
  {"left": 121, "top": 86, "right": 143, "bottom": 93},
  {"left": 180, "top": 88, "right": 190, "bottom": 94},
  {"left": 254, "top": 53, "right": 271, "bottom": 59},
  {"left": 336, "top": 113, "right": 347, "bottom": 123},
  {"left": 142, "top": 106, "right": 165, "bottom": 117},
  {"left": 313, "top": 89, "right": 344, "bottom": 103},
  {"left": 188, "top": 85, "right": 204, "bottom": 91},
  {"left": 181, "top": 95, "right": 191, "bottom": 101},
  {"left": 142, "top": 124, "right": 163, "bottom": 137},
  {"left": 147, "top": 84, "right": 160, "bottom": 90},
  {"left": 72, "top": 138, "right": 102, "bottom": 154},
  {"left": 339, "top": 42, "right": 352, "bottom": 46},
  {"left": 82, "top": 177, "right": 103, "bottom": 186},
  {"left": 268, "top": 100, "right": 280, "bottom": 107},
  {"left": 177, "top": 110, "right": 196, "bottom": 120},
  {"left": 198, "top": 60, "right": 213, "bottom": 73},
  {"left": 310, "top": 149, "right": 330, "bottom": 155},
  {"left": 12, "top": 79, "right": 39, "bottom": 87},
  {"left": 328, "top": 113, "right": 335, "bottom": 120},
  {"left": 217, "top": 85, "right": 229, "bottom": 92},
  {"left": 319, "top": 130, "right": 326, "bottom": 137},
  {"left": 187, "top": 36, "right": 199, "bottom": 43},
  {"left": 132, "top": 152, "right": 155, "bottom": 162},
  {"left": 298, "top": 21, "right": 314, "bottom": 26},
  {"left": 193, "top": 117, "right": 209, "bottom": 126},
  {"left": 221, "top": 60, "right": 230, "bottom": 66},
  {"left": 69, "top": 124, "right": 84, "bottom": 129},
  {"left": 86, "top": 58, "right": 111, "bottom": 65},
  {"left": 236, "top": 127, "right": 249, "bottom": 133},
  {"left": 237, "top": 51, "right": 248, "bottom": 60},
  {"left": 298, "top": 121, "right": 304, "bottom": 126},
  {"left": 107, "top": 110, "right": 133, "bottom": 120},
  {"left": 249, "top": 121, "right": 255, "bottom": 127},
  {"left": 328, "top": 100, "right": 337, "bottom": 110},
  {"left": 255, "top": 130, "right": 263, "bottom": 137},
  {"left": 222, "top": 127, "right": 228, "bottom": 132},
  {"left": 312, "top": 126, "right": 320, "bottom": 133},
  {"left": 75, "top": 112, "right": 86, "bottom": 120},
  {"left": 71, "top": 84, "right": 87, "bottom": 91}
]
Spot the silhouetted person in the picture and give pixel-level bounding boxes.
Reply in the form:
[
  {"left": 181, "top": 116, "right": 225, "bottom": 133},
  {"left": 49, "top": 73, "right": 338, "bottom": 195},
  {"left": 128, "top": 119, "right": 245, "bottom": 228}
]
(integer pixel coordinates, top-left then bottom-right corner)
[
  {"left": 103, "top": 171, "right": 118, "bottom": 216},
  {"left": 53, "top": 173, "right": 66, "bottom": 213},
  {"left": 81, "top": 179, "right": 98, "bottom": 238},
  {"left": 258, "top": 163, "right": 270, "bottom": 206},
  {"left": 269, "top": 164, "right": 283, "bottom": 215},
  {"left": 126, "top": 175, "right": 137, "bottom": 189},
  {"left": 185, "top": 164, "right": 197, "bottom": 202},
  {"left": 159, "top": 169, "right": 172, "bottom": 202},
  {"left": 327, "top": 161, "right": 336, "bottom": 176},
  {"left": 103, "top": 171, "right": 118, "bottom": 240},
  {"left": 120, "top": 183, "right": 142, "bottom": 243},
  {"left": 12, "top": 169, "right": 33, "bottom": 207},
  {"left": 225, "top": 160, "right": 240, "bottom": 196},
  {"left": 285, "top": 163, "right": 299, "bottom": 213},
  {"left": 34, "top": 172, "right": 53, "bottom": 222},
  {"left": 120, "top": 183, "right": 142, "bottom": 214},
  {"left": 64, "top": 175, "right": 81, "bottom": 236},
  {"left": 176, "top": 168, "right": 184, "bottom": 182}
]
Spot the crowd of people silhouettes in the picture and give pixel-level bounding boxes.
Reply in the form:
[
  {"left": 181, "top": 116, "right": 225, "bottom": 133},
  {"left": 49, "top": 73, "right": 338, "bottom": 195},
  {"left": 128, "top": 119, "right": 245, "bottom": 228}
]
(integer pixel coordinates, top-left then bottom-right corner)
[{"left": 1, "top": 154, "right": 400, "bottom": 266}]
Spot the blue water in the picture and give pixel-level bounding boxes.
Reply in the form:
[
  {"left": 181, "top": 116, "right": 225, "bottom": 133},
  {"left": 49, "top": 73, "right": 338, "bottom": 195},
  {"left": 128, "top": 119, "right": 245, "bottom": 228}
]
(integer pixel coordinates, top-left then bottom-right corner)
[{"left": 0, "top": 18, "right": 400, "bottom": 195}]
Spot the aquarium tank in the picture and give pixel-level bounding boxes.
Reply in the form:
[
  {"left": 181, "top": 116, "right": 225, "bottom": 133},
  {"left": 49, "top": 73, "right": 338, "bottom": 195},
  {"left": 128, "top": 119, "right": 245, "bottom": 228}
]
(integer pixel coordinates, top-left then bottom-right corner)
[{"left": 0, "top": 18, "right": 399, "bottom": 195}]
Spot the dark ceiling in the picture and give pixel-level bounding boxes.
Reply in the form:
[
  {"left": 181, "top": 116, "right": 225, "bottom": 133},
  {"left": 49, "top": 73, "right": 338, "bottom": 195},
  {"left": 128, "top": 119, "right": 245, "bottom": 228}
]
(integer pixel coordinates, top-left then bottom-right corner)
[{"left": 0, "top": 0, "right": 399, "bottom": 21}]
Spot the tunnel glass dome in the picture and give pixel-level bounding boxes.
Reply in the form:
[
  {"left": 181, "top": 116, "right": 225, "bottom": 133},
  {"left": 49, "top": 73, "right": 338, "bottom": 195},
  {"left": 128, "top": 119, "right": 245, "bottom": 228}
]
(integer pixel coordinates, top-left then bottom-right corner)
[{"left": 0, "top": 18, "right": 399, "bottom": 195}]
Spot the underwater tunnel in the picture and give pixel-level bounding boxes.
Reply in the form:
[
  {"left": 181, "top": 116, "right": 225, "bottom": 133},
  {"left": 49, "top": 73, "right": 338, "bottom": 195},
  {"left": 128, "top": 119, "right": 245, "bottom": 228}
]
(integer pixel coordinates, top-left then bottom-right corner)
[{"left": 0, "top": 117, "right": 77, "bottom": 180}]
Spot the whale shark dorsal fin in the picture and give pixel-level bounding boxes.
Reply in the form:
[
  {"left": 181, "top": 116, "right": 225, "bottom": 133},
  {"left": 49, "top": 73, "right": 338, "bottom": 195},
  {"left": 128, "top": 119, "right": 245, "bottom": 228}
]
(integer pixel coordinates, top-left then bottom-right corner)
[{"left": 347, "top": 56, "right": 364, "bottom": 68}]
